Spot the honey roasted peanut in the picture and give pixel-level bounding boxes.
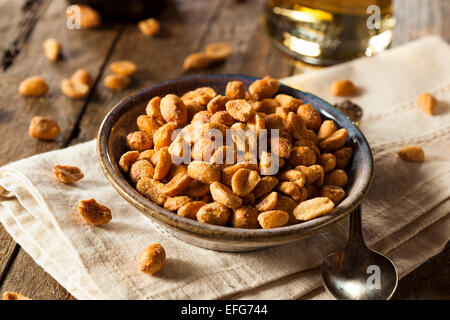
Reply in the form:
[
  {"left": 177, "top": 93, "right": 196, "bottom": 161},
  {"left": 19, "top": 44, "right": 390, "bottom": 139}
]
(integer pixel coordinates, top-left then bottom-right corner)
[
  {"left": 130, "top": 160, "right": 155, "bottom": 184},
  {"left": 248, "top": 76, "right": 279, "bottom": 100},
  {"left": 2, "top": 292, "right": 31, "bottom": 300},
  {"left": 330, "top": 79, "right": 356, "bottom": 96},
  {"left": 53, "top": 165, "right": 84, "bottom": 184},
  {"left": 43, "top": 38, "right": 61, "bottom": 62},
  {"left": 110, "top": 60, "right": 137, "bottom": 76},
  {"left": 196, "top": 202, "right": 230, "bottom": 226},
  {"left": 104, "top": 74, "right": 130, "bottom": 91},
  {"left": 293, "top": 197, "right": 335, "bottom": 221},
  {"left": 231, "top": 206, "right": 260, "bottom": 229},
  {"left": 177, "top": 201, "right": 206, "bottom": 219},
  {"left": 127, "top": 131, "right": 153, "bottom": 151},
  {"left": 71, "top": 69, "right": 94, "bottom": 87},
  {"left": 187, "top": 161, "right": 221, "bottom": 184},
  {"left": 183, "top": 52, "right": 211, "bottom": 71},
  {"left": 320, "top": 185, "right": 345, "bottom": 204},
  {"left": 29, "top": 116, "right": 60, "bottom": 140},
  {"left": 160, "top": 94, "right": 188, "bottom": 126},
  {"left": 77, "top": 199, "right": 112, "bottom": 225},
  {"left": 397, "top": 145, "right": 425, "bottom": 163},
  {"left": 119, "top": 151, "right": 140, "bottom": 173},
  {"left": 205, "top": 42, "right": 233, "bottom": 61},
  {"left": 138, "top": 243, "right": 166, "bottom": 274},
  {"left": 418, "top": 92, "right": 437, "bottom": 116},
  {"left": 164, "top": 196, "right": 192, "bottom": 211},
  {"left": 231, "top": 168, "right": 260, "bottom": 196},
  {"left": 138, "top": 18, "right": 160, "bottom": 37},
  {"left": 19, "top": 76, "right": 48, "bottom": 96},
  {"left": 225, "top": 81, "right": 246, "bottom": 99},
  {"left": 61, "top": 79, "right": 90, "bottom": 99},
  {"left": 257, "top": 210, "right": 289, "bottom": 229},
  {"left": 210, "top": 182, "right": 242, "bottom": 209}
]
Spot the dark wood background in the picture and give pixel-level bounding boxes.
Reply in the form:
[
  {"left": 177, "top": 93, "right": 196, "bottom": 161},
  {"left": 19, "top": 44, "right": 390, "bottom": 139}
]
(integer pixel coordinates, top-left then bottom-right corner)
[{"left": 0, "top": 0, "right": 448, "bottom": 300}]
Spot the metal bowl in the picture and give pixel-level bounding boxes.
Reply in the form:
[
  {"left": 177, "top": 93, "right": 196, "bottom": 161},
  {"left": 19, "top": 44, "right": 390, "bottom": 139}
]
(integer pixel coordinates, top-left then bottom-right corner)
[{"left": 97, "top": 74, "right": 373, "bottom": 252}]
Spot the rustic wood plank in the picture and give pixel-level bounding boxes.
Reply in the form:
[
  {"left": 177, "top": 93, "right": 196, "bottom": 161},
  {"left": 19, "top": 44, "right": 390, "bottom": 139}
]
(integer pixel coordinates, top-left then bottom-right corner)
[
  {"left": 0, "top": 249, "right": 75, "bottom": 300},
  {"left": 0, "top": 0, "right": 121, "bottom": 298}
]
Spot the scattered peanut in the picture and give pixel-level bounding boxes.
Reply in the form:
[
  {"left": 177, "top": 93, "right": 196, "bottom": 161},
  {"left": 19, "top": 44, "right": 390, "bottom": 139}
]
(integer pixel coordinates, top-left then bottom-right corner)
[
  {"left": 138, "top": 243, "right": 166, "bottom": 274},
  {"left": 183, "top": 52, "right": 211, "bottom": 71},
  {"left": 2, "top": 292, "right": 31, "bottom": 300},
  {"left": 110, "top": 60, "right": 137, "bottom": 76},
  {"left": 43, "top": 38, "right": 61, "bottom": 62},
  {"left": 104, "top": 74, "right": 130, "bottom": 91},
  {"left": 418, "top": 92, "right": 437, "bottom": 115},
  {"left": 138, "top": 18, "right": 160, "bottom": 37},
  {"left": 19, "top": 76, "right": 48, "bottom": 96},
  {"left": 330, "top": 79, "right": 356, "bottom": 96},
  {"left": 205, "top": 42, "right": 233, "bottom": 61},
  {"left": 53, "top": 165, "right": 84, "bottom": 184},
  {"left": 29, "top": 116, "right": 60, "bottom": 140},
  {"left": 71, "top": 69, "right": 94, "bottom": 87},
  {"left": 397, "top": 145, "right": 425, "bottom": 163},
  {"left": 61, "top": 79, "right": 90, "bottom": 99},
  {"left": 77, "top": 199, "right": 112, "bottom": 225}
]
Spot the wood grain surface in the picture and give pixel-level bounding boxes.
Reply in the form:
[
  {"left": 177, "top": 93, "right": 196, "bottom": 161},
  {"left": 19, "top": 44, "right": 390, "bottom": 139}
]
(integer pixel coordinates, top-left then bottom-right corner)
[{"left": 0, "top": 0, "right": 448, "bottom": 300}]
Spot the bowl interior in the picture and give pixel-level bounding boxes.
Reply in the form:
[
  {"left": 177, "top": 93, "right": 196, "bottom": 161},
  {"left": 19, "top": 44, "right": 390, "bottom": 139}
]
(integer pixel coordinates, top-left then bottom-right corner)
[{"left": 97, "top": 74, "right": 373, "bottom": 241}]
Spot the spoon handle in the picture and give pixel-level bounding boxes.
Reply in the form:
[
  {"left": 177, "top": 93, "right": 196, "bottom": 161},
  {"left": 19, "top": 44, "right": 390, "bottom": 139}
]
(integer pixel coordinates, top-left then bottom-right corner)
[{"left": 348, "top": 205, "right": 367, "bottom": 248}]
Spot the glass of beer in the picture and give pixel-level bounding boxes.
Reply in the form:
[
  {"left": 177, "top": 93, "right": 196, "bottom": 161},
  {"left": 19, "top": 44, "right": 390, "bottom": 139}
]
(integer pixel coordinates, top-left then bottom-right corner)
[{"left": 264, "top": 0, "right": 396, "bottom": 65}]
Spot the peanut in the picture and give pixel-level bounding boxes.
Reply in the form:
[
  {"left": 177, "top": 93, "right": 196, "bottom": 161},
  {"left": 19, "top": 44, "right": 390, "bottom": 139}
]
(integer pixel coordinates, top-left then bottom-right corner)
[
  {"left": 71, "top": 69, "right": 94, "bottom": 87},
  {"left": 127, "top": 131, "right": 153, "bottom": 151},
  {"left": 226, "top": 99, "right": 254, "bottom": 122},
  {"left": 317, "top": 120, "right": 337, "bottom": 141},
  {"left": 196, "top": 202, "right": 230, "bottom": 226},
  {"left": 2, "top": 292, "right": 31, "bottom": 300},
  {"left": 104, "top": 74, "right": 130, "bottom": 91},
  {"left": 257, "top": 210, "right": 289, "bottom": 229},
  {"left": 252, "top": 176, "right": 279, "bottom": 198},
  {"left": 119, "top": 151, "right": 140, "bottom": 173},
  {"left": 19, "top": 76, "right": 48, "bottom": 96},
  {"left": 183, "top": 52, "right": 211, "bottom": 71},
  {"left": 163, "top": 173, "right": 191, "bottom": 197},
  {"left": 255, "top": 191, "right": 278, "bottom": 211},
  {"left": 319, "top": 128, "right": 348, "bottom": 151},
  {"left": 418, "top": 92, "right": 437, "bottom": 115},
  {"left": 231, "top": 206, "right": 260, "bottom": 229},
  {"left": 160, "top": 94, "right": 188, "bottom": 126},
  {"left": 146, "top": 96, "right": 165, "bottom": 123},
  {"left": 324, "top": 169, "right": 348, "bottom": 187},
  {"left": 77, "top": 199, "right": 112, "bottom": 225},
  {"left": 153, "top": 123, "right": 177, "bottom": 150},
  {"left": 330, "top": 79, "right": 356, "bottom": 96},
  {"left": 320, "top": 185, "right": 345, "bottom": 204},
  {"left": 29, "top": 116, "right": 60, "bottom": 140},
  {"left": 164, "top": 196, "right": 192, "bottom": 211},
  {"left": 248, "top": 76, "right": 279, "bottom": 100},
  {"left": 130, "top": 160, "right": 155, "bottom": 184},
  {"left": 289, "top": 146, "right": 316, "bottom": 166},
  {"left": 207, "top": 95, "right": 229, "bottom": 113},
  {"left": 61, "top": 79, "right": 90, "bottom": 99},
  {"left": 43, "top": 38, "right": 61, "bottom": 62},
  {"left": 178, "top": 201, "right": 206, "bottom": 219},
  {"left": 73, "top": 5, "right": 101, "bottom": 29},
  {"left": 334, "top": 147, "right": 353, "bottom": 169},
  {"left": 210, "top": 182, "right": 242, "bottom": 209},
  {"left": 110, "top": 60, "right": 137, "bottom": 76},
  {"left": 397, "top": 145, "right": 425, "bottom": 163},
  {"left": 136, "top": 178, "right": 167, "bottom": 205},
  {"left": 205, "top": 42, "right": 233, "bottom": 61},
  {"left": 138, "top": 243, "right": 166, "bottom": 274},
  {"left": 187, "top": 161, "right": 221, "bottom": 184},
  {"left": 231, "top": 168, "right": 260, "bottom": 196},
  {"left": 293, "top": 197, "right": 335, "bottom": 221},
  {"left": 297, "top": 103, "right": 322, "bottom": 132},
  {"left": 153, "top": 147, "right": 172, "bottom": 180},
  {"left": 225, "top": 81, "right": 246, "bottom": 99},
  {"left": 319, "top": 153, "right": 336, "bottom": 172},
  {"left": 138, "top": 18, "right": 160, "bottom": 37},
  {"left": 53, "top": 165, "right": 84, "bottom": 184}
]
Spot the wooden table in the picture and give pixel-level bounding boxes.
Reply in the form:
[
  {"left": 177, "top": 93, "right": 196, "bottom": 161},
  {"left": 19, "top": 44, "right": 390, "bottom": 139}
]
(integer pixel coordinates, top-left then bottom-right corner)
[{"left": 0, "top": 0, "right": 448, "bottom": 300}]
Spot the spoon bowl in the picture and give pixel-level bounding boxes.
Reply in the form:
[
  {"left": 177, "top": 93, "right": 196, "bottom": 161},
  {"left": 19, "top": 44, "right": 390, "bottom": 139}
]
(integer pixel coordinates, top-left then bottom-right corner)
[{"left": 321, "top": 206, "right": 398, "bottom": 300}]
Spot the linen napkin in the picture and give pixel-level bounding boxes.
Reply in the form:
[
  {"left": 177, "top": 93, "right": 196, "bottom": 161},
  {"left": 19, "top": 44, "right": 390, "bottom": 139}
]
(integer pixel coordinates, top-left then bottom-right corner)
[{"left": 0, "top": 35, "right": 449, "bottom": 300}]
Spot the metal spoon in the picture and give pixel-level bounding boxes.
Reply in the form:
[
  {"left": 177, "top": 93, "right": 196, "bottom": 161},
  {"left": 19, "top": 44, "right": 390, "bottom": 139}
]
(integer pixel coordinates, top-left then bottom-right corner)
[{"left": 321, "top": 205, "right": 398, "bottom": 300}]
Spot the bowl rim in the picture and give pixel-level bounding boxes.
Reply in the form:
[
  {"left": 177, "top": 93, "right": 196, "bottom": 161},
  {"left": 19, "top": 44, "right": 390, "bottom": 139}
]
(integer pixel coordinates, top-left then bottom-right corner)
[{"left": 97, "top": 73, "right": 373, "bottom": 240}]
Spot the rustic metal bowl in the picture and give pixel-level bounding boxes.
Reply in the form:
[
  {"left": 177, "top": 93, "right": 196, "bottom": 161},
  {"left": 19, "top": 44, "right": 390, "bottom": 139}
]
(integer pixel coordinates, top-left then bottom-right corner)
[{"left": 97, "top": 74, "right": 373, "bottom": 252}]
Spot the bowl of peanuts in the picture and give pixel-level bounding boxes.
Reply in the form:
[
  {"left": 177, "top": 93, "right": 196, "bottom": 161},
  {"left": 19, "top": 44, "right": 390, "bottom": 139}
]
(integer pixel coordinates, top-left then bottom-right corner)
[{"left": 97, "top": 74, "right": 373, "bottom": 252}]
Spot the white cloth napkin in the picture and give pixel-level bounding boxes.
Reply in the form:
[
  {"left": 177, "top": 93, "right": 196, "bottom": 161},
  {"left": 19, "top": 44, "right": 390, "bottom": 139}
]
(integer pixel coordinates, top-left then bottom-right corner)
[{"left": 1, "top": 36, "right": 449, "bottom": 300}]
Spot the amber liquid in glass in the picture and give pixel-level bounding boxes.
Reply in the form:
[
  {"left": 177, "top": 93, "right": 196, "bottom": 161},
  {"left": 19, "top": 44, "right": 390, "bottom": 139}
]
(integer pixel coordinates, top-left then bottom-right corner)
[{"left": 265, "top": 0, "right": 395, "bottom": 65}]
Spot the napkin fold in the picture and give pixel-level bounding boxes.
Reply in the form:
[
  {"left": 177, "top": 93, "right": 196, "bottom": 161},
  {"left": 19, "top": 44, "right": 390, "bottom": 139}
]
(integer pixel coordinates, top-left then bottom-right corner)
[{"left": 1, "top": 36, "right": 449, "bottom": 300}]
